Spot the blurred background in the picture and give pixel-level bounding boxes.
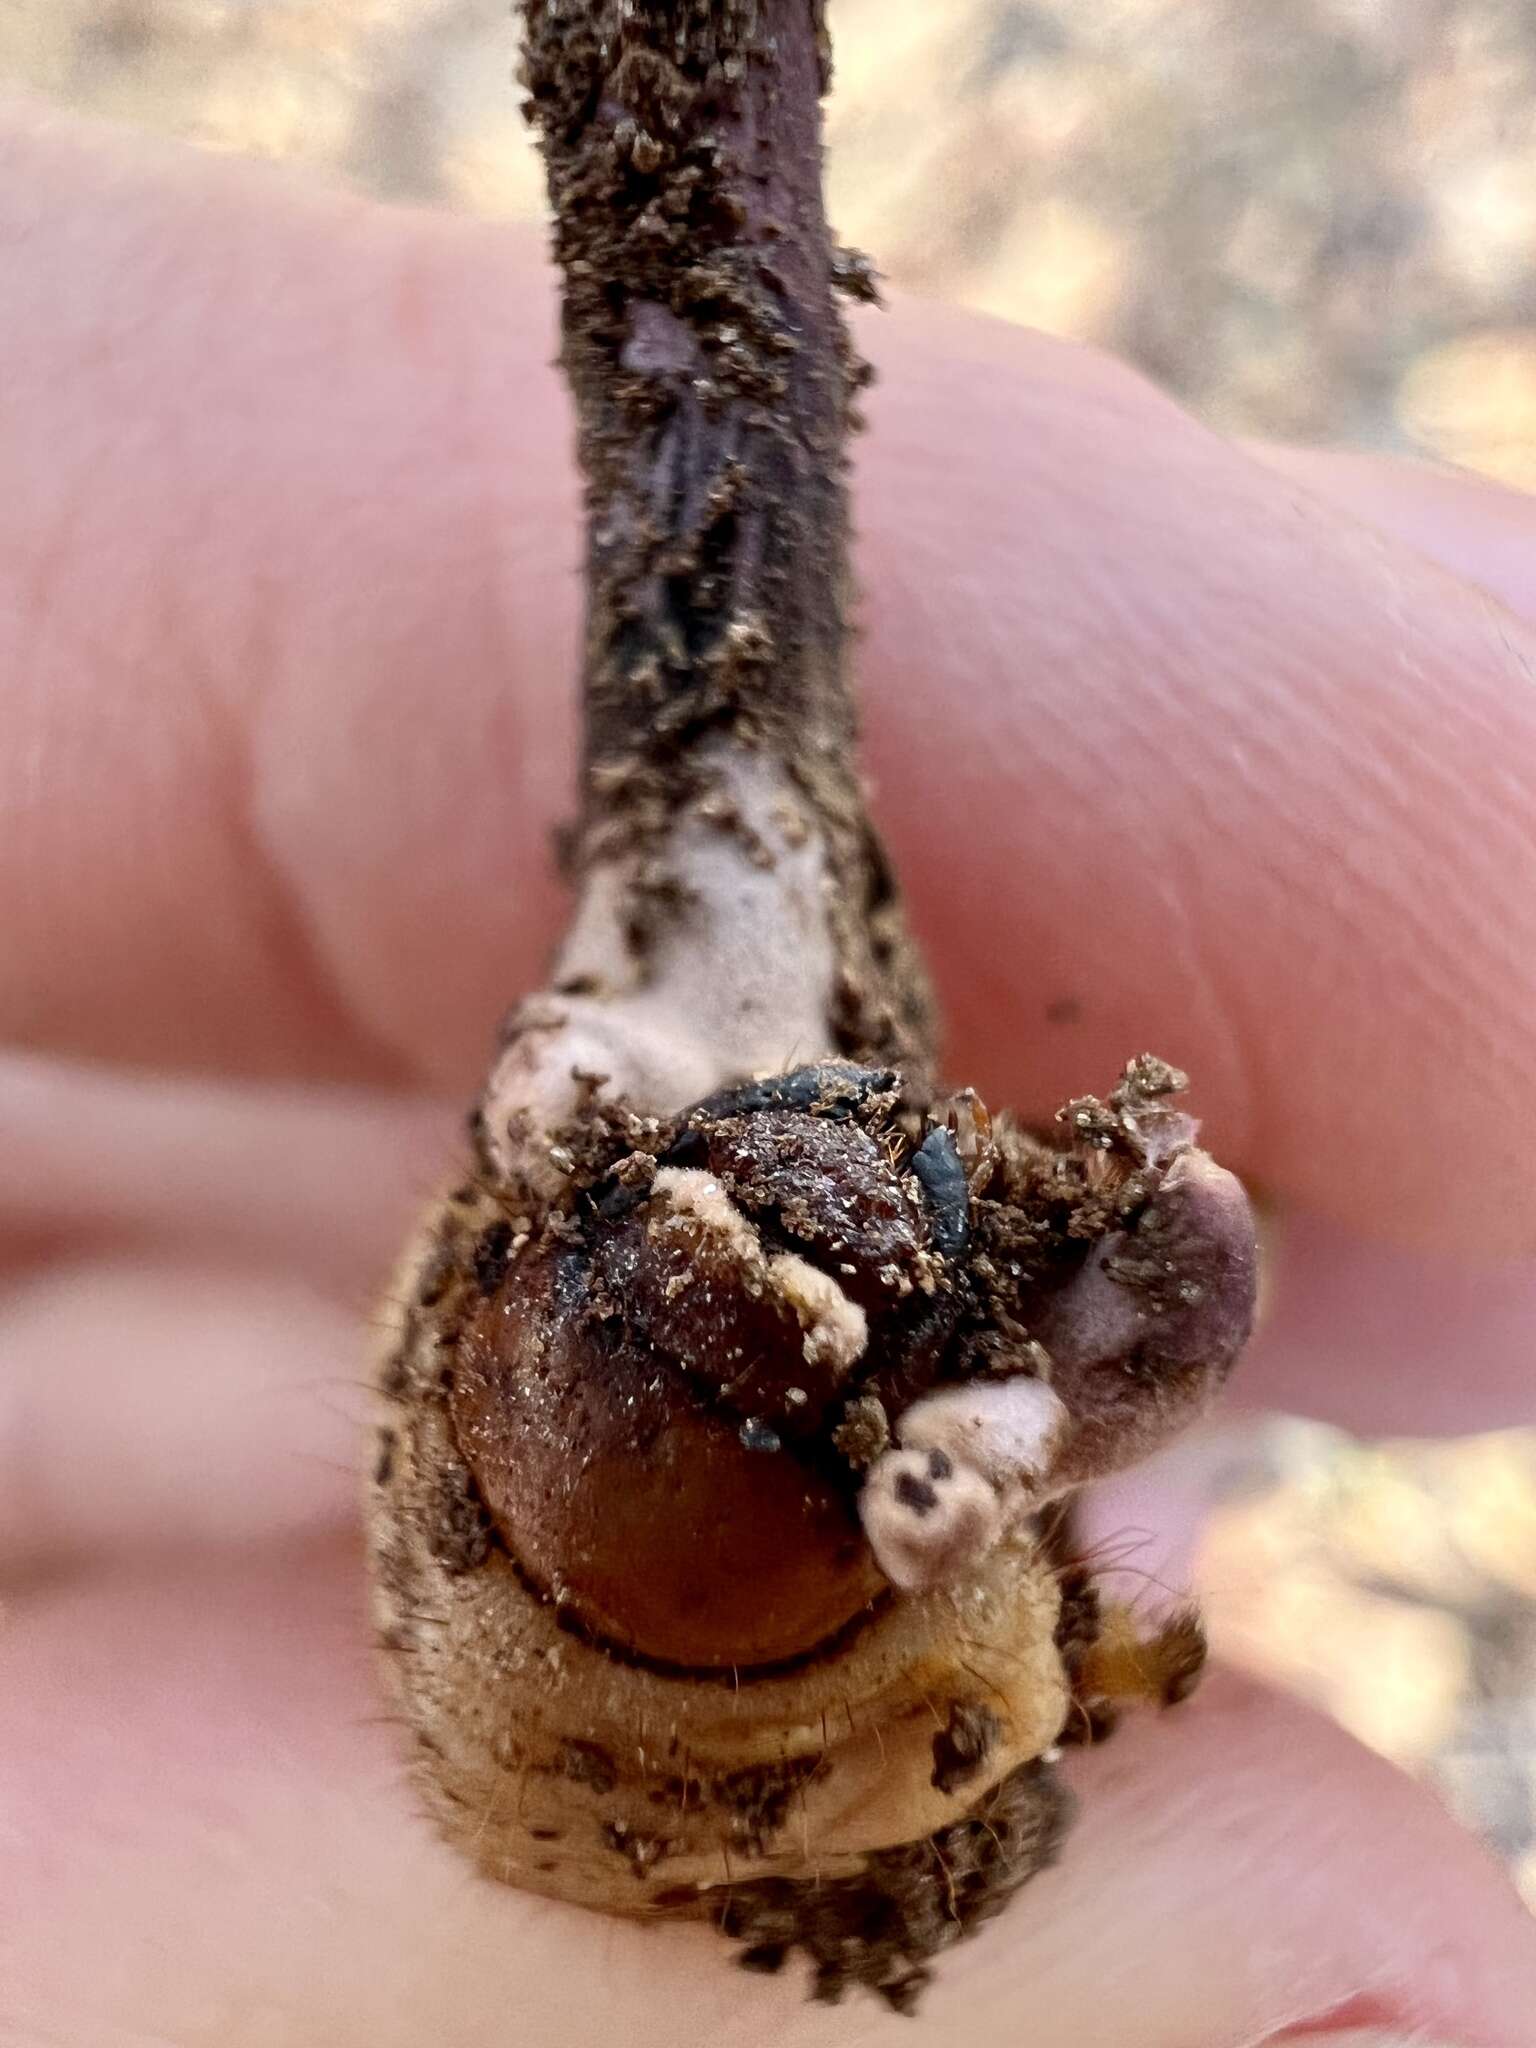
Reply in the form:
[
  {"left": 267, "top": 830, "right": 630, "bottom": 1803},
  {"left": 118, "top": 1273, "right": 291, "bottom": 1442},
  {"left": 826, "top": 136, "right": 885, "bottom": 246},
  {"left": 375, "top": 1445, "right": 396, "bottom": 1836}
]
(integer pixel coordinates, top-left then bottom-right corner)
[
  {"left": 6, "top": 0, "right": 1536, "bottom": 477},
  {"left": 1, "top": 0, "right": 1532, "bottom": 1909}
]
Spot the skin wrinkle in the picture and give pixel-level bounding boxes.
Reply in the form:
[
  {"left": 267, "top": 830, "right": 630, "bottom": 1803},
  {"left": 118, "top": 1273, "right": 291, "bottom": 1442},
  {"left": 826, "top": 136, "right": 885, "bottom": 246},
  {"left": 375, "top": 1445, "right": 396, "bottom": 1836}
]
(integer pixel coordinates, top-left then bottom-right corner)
[
  {"left": 160, "top": 505, "right": 426, "bottom": 1092},
  {"left": 224, "top": 704, "right": 422, "bottom": 1094},
  {"left": 1248, "top": 440, "right": 1536, "bottom": 631},
  {"left": 1253, "top": 442, "right": 1536, "bottom": 659},
  {"left": 0, "top": 1258, "right": 368, "bottom": 1576},
  {"left": 0, "top": 1054, "right": 456, "bottom": 1291},
  {"left": 5, "top": 593, "right": 74, "bottom": 921},
  {"left": 21, "top": 524, "right": 398, "bottom": 1079},
  {"left": 235, "top": 229, "right": 577, "bottom": 1090},
  {"left": 210, "top": 227, "right": 507, "bottom": 1083}
]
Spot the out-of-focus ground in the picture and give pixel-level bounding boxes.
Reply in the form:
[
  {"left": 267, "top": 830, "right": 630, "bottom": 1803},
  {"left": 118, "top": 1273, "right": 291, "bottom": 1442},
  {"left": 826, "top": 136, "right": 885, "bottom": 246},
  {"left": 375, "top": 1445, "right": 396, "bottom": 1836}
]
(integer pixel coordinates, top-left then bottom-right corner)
[
  {"left": 2, "top": 0, "right": 1533, "bottom": 1902},
  {"left": 1202, "top": 1420, "right": 1536, "bottom": 1912},
  {"left": 7, "top": 0, "right": 1536, "bottom": 478}
]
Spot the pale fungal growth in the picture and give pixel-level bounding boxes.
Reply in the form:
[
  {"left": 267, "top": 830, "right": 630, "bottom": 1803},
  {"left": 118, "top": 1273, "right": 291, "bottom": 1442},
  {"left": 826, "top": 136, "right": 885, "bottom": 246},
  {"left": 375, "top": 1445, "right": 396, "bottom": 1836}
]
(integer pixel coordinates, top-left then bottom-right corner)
[
  {"left": 859, "top": 1379, "right": 1068, "bottom": 1592},
  {"left": 647, "top": 1165, "right": 871, "bottom": 1374},
  {"left": 370, "top": 0, "right": 1261, "bottom": 2014},
  {"left": 858, "top": 1445, "right": 1006, "bottom": 1596}
]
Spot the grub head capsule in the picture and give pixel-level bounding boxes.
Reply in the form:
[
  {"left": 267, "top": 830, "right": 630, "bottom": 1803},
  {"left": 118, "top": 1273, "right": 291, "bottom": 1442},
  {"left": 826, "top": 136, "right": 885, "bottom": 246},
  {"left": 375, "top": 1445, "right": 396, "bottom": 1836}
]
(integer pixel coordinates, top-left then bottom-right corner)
[{"left": 445, "top": 1065, "right": 966, "bottom": 1671}]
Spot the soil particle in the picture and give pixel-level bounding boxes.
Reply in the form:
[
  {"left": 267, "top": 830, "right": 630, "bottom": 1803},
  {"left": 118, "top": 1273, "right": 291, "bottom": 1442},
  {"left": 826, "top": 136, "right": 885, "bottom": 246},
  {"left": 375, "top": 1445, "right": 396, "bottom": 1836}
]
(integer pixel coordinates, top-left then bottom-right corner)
[
  {"left": 603, "top": 1820, "right": 670, "bottom": 1877},
  {"left": 833, "top": 1392, "right": 892, "bottom": 1468},
  {"left": 710, "top": 1757, "right": 821, "bottom": 1855},
  {"left": 471, "top": 1218, "right": 514, "bottom": 1295},
  {"left": 426, "top": 1461, "right": 494, "bottom": 1576},
  {"left": 558, "top": 1739, "right": 619, "bottom": 1794},
  {"left": 718, "top": 1757, "right": 1074, "bottom": 2009},
  {"left": 930, "top": 1701, "right": 1002, "bottom": 1795}
]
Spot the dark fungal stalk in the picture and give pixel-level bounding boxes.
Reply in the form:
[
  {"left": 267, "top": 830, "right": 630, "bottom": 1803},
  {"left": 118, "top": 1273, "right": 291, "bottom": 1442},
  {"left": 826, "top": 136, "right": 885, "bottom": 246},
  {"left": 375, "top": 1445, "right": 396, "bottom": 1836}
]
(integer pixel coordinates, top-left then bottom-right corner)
[
  {"left": 370, "top": 0, "right": 1261, "bottom": 2013},
  {"left": 518, "top": 0, "right": 933, "bottom": 1086}
]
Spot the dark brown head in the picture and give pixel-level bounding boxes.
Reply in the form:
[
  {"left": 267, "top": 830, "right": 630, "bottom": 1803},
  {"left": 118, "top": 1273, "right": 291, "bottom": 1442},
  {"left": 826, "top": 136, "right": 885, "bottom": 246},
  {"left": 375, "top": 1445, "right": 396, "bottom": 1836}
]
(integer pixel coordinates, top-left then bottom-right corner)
[{"left": 448, "top": 1064, "right": 967, "bottom": 1670}]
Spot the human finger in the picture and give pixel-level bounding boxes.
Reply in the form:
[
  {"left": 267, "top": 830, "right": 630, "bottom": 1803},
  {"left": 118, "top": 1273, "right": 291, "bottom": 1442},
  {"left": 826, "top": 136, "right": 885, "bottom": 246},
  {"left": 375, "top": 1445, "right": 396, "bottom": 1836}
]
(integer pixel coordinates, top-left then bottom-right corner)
[
  {"left": 852, "top": 306, "right": 1536, "bottom": 1254},
  {"left": 2, "top": 1539, "right": 1530, "bottom": 2047},
  {"left": 7, "top": 106, "right": 1536, "bottom": 1253},
  {"left": 0, "top": 1050, "right": 456, "bottom": 1291}
]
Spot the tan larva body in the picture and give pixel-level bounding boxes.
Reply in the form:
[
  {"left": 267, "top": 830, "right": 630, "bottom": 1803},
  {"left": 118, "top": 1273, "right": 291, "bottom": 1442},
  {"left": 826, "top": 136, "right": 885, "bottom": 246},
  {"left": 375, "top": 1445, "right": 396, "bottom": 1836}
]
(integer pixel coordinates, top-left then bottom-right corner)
[
  {"left": 367, "top": 5, "right": 1261, "bottom": 2005},
  {"left": 371, "top": 1192, "right": 1068, "bottom": 1915}
]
